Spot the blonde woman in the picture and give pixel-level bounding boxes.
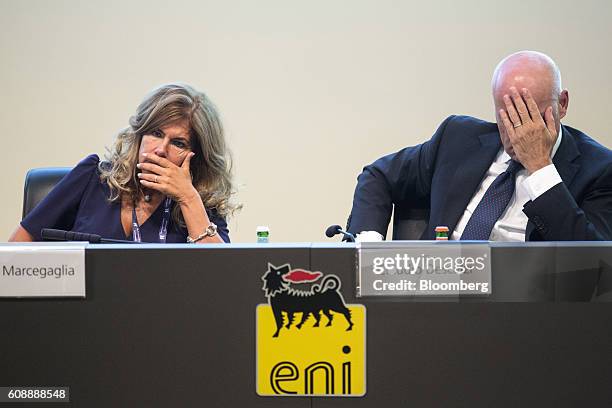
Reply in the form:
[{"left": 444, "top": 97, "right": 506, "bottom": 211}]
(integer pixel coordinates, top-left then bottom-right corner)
[{"left": 10, "top": 83, "right": 236, "bottom": 243}]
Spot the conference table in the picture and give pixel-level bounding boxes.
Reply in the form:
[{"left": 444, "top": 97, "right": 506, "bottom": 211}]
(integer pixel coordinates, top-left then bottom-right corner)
[{"left": 1, "top": 242, "right": 611, "bottom": 407}]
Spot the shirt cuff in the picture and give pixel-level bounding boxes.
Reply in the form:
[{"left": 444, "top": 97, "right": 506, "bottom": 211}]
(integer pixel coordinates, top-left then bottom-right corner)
[
  {"left": 356, "top": 231, "right": 384, "bottom": 243},
  {"left": 523, "top": 164, "right": 563, "bottom": 201}
]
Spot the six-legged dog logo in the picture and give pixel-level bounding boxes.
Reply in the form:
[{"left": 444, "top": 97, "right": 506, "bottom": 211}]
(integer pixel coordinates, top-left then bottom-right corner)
[{"left": 261, "top": 263, "right": 354, "bottom": 337}]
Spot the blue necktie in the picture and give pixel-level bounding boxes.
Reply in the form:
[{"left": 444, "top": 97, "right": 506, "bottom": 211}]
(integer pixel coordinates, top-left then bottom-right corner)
[{"left": 460, "top": 160, "right": 523, "bottom": 240}]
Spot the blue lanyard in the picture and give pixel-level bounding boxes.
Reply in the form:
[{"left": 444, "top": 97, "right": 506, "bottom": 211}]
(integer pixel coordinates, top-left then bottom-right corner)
[{"left": 132, "top": 197, "right": 172, "bottom": 243}]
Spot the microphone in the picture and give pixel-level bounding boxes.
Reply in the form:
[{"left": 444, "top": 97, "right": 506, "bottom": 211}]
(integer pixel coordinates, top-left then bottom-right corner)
[
  {"left": 41, "top": 229, "right": 136, "bottom": 244},
  {"left": 325, "top": 224, "right": 355, "bottom": 242}
]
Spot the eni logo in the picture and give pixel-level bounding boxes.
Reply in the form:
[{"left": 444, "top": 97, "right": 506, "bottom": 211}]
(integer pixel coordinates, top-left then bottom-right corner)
[
  {"left": 256, "top": 263, "right": 366, "bottom": 397},
  {"left": 261, "top": 263, "right": 354, "bottom": 337}
]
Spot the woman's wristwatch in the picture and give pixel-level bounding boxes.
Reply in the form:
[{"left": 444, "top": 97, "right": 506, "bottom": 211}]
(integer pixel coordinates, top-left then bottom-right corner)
[{"left": 187, "top": 222, "right": 218, "bottom": 243}]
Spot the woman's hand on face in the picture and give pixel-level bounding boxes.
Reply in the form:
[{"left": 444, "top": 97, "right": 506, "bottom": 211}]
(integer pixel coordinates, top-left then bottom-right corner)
[{"left": 137, "top": 152, "right": 199, "bottom": 203}]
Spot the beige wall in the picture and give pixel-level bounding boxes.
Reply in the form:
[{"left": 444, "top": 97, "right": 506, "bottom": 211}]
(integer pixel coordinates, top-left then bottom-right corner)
[{"left": 1, "top": 0, "right": 611, "bottom": 243}]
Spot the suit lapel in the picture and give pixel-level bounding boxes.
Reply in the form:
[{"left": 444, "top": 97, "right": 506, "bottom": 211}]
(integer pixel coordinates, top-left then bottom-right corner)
[
  {"left": 526, "top": 125, "right": 580, "bottom": 240},
  {"left": 552, "top": 126, "right": 580, "bottom": 186},
  {"left": 440, "top": 131, "right": 502, "bottom": 235}
]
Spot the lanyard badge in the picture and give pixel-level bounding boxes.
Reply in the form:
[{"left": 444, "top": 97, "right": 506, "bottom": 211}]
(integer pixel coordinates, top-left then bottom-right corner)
[{"left": 132, "top": 197, "right": 173, "bottom": 243}]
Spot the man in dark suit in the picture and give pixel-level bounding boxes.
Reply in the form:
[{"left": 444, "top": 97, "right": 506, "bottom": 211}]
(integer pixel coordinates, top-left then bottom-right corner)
[{"left": 347, "top": 51, "right": 612, "bottom": 241}]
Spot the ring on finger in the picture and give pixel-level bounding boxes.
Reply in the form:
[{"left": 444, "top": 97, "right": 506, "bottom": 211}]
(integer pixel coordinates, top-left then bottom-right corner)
[
  {"left": 154, "top": 175, "right": 159, "bottom": 183},
  {"left": 513, "top": 123, "right": 522, "bottom": 128}
]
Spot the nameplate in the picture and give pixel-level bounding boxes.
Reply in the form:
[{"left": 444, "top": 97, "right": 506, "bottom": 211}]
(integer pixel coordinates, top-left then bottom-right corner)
[
  {"left": 0, "top": 243, "right": 86, "bottom": 298},
  {"left": 357, "top": 242, "right": 491, "bottom": 297}
]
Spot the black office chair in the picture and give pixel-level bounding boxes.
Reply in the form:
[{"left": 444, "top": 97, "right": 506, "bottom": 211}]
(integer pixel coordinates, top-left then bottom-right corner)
[
  {"left": 391, "top": 205, "right": 430, "bottom": 240},
  {"left": 22, "top": 167, "right": 71, "bottom": 219},
  {"left": 346, "top": 199, "right": 430, "bottom": 241}
]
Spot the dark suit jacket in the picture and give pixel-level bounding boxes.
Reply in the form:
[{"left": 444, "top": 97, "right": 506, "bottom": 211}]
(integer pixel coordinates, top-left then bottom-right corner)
[{"left": 347, "top": 115, "right": 612, "bottom": 241}]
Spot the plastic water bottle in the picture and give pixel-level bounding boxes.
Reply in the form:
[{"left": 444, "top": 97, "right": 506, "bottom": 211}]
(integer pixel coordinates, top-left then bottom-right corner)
[
  {"left": 435, "top": 226, "right": 449, "bottom": 240},
  {"left": 257, "top": 226, "right": 270, "bottom": 243}
]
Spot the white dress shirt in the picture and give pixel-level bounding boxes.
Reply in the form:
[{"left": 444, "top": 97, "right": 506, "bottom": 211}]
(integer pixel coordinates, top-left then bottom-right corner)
[{"left": 357, "top": 128, "right": 563, "bottom": 242}]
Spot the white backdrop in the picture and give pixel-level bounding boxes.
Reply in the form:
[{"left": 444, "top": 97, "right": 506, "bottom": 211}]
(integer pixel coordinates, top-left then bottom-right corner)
[{"left": 1, "top": 0, "right": 611, "bottom": 242}]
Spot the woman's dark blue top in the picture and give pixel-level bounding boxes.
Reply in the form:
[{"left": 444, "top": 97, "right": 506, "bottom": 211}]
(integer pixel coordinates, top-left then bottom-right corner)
[{"left": 21, "top": 155, "right": 230, "bottom": 243}]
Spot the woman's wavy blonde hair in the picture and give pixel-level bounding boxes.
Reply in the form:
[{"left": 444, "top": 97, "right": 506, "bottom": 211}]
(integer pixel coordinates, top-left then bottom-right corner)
[{"left": 99, "top": 83, "right": 238, "bottom": 225}]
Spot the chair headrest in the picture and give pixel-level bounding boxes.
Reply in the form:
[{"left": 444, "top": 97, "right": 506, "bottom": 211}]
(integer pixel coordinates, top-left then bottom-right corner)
[{"left": 22, "top": 167, "right": 71, "bottom": 219}]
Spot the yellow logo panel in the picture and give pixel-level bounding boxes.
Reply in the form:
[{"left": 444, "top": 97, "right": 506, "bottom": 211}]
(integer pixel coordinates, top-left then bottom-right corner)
[{"left": 256, "top": 304, "right": 366, "bottom": 396}]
